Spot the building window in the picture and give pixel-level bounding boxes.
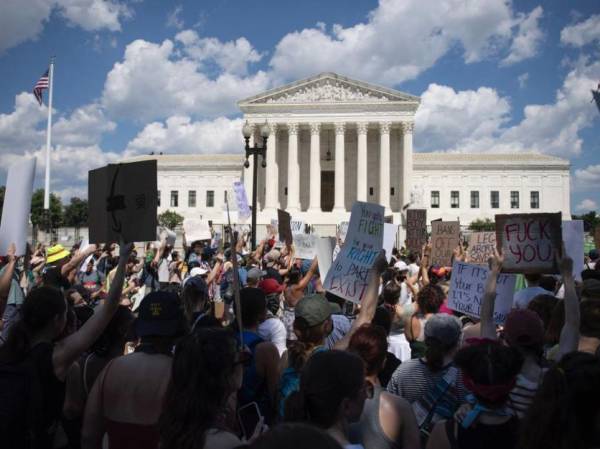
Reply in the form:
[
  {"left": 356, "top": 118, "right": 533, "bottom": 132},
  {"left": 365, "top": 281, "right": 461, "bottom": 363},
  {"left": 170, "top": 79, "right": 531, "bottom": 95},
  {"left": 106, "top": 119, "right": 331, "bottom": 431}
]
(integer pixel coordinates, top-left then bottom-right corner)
[
  {"left": 451, "top": 191, "right": 459, "bottom": 209},
  {"left": 530, "top": 191, "right": 540, "bottom": 209},
  {"left": 369, "top": 187, "right": 374, "bottom": 196},
  {"left": 470, "top": 191, "right": 479, "bottom": 208},
  {"left": 206, "top": 190, "right": 214, "bottom": 208},
  {"left": 491, "top": 191, "right": 499, "bottom": 209},
  {"left": 188, "top": 190, "right": 196, "bottom": 208},
  {"left": 284, "top": 187, "right": 288, "bottom": 195},
  {"left": 157, "top": 190, "right": 161, "bottom": 207},
  {"left": 511, "top": 191, "right": 519, "bottom": 209},
  {"left": 170, "top": 191, "right": 178, "bottom": 207},
  {"left": 390, "top": 187, "right": 395, "bottom": 196},
  {"left": 431, "top": 191, "right": 440, "bottom": 208}
]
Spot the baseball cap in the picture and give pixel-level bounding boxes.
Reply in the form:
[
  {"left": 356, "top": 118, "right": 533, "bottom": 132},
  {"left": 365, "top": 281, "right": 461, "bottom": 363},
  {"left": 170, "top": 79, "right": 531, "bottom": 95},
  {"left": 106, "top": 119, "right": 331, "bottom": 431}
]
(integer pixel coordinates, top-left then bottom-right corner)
[
  {"left": 46, "top": 244, "right": 70, "bottom": 264},
  {"left": 394, "top": 261, "right": 409, "bottom": 272},
  {"left": 503, "top": 309, "right": 544, "bottom": 348},
  {"left": 247, "top": 267, "right": 266, "bottom": 282},
  {"left": 190, "top": 267, "right": 209, "bottom": 277},
  {"left": 424, "top": 314, "right": 462, "bottom": 346},
  {"left": 183, "top": 275, "right": 209, "bottom": 297},
  {"left": 295, "top": 294, "right": 333, "bottom": 327},
  {"left": 134, "top": 291, "right": 185, "bottom": 337},
  {"left": 259, "top": 278, "right": 285, "bottom": 295},
  {"left": 266, "top": 249, "right": 281, "bottom": 262}
]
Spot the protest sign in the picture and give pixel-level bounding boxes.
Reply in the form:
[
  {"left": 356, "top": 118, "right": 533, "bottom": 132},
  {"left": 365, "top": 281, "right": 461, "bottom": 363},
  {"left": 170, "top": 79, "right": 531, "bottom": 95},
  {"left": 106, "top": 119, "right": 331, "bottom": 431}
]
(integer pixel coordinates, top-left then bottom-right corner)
[
  {"left": 338, "top": 221, "right": 349, "bottom": 242},
  {"left": 495, "top": 213, "right": 562, "bottom": 274},
  {"left": 0, "top": 158, "right": 36, "bottom": 255},
  {"left": 430, "top": 221, "right": 460, "bottom": 267},
  {"left": 183, "top": 218, "right": 212, "bottom": 242},
  {"left": 88, "top": 160, "right": 157, "bottom": 244},
  {"left": 158, "top": 228, "right": 176, "bottom": 247},
  {"left": 294, "top": 234, "right": 318, "bottom": 259},
  {"left": 468, "top": 232, "right": 496, "bottom": 265},
  {"left": 406, "top": 209, "right": 427, "bottom": 255},
  {"left": 315, "top": 237, "right": 335, "bottom": 280},
  {"left": 291, "top": 220, "right": 306, "bottom": 235},
  {"left": 323, "top": 201, "right": 384, "bottom": 303},
  {"left": 447, "top": 261, "right": 517, "bottom": 324},
  {"left": 562, "top": 220, "right": 584, "bottom": 280},
  {"left": 278, "top": 209, "right": 293, "bottom": 245},
  {"left": 233, "top": 181, "right": 251, "bottom": 222},
  {"left": 383, "top": 223, "right": 398, "bottom": 262}
]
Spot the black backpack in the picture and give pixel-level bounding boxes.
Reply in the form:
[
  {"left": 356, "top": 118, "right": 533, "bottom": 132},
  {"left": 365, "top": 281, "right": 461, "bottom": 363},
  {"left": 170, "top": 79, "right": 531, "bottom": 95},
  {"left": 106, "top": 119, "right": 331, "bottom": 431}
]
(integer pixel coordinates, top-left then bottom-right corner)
[{"left": 0, "top": 354, "right": 45, "bottom": 449}]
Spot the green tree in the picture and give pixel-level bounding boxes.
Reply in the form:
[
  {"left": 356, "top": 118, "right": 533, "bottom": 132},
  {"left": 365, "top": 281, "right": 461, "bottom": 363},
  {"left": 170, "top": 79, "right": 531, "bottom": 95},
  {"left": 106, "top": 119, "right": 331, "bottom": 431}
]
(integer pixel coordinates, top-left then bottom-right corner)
[
  {"left": 30, "top": 189, "right": 63, "bottom": 229},
  {"left": 572, "top": 211, "right": 600, "bottom": 233},
  {"left": 468, "top": 218, "right": 495, "bottom": 232},
  {"left": 63, "top": 197, "right": 88, "bottom": 228},
  {"left": 158, "top": 210, "right": 184, "bottom": 229}
]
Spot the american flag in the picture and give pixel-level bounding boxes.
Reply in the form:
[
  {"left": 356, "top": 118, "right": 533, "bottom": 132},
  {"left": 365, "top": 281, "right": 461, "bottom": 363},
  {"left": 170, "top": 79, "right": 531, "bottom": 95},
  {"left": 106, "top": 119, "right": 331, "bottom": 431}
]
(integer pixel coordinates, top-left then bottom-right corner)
[{"left": 33, "top": 69, "right": 49, "bottom": 106}]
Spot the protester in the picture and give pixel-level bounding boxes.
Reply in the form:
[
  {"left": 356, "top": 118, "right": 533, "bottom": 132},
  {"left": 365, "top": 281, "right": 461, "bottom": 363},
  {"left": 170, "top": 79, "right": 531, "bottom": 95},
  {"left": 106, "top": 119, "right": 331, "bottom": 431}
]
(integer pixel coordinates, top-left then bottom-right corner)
[
  {"left": 81, "top": 291, "right": 186, "bottom": 449},
  {"left": 239, "top": 423, "right": 343, "bottom": 449},
  {"left": 348, "top": 324, "right": 420, "bottom": 449},
  {"left": 404, "top": 285, "right": 446, "bottom": 358},
  {"left": 371, "top": 307, "right": 402, "bottom": 388},
  {"left": 285, "top": 350, "right": 371, "bottom": 448},
  {"left": 513, "top": 274, "right": 551, "bottom": 309},
  {"left": 578, "top": 298, "right": 600, "bottom": 356},
  {"left": 0, "top": 243, "right": 23, "bottom": 339},
  {"left": 282, "top": 257, "right": 319, "bottom": 341},
  {"left": 0, "top": 242, "right": 131, "bottom": 448}
]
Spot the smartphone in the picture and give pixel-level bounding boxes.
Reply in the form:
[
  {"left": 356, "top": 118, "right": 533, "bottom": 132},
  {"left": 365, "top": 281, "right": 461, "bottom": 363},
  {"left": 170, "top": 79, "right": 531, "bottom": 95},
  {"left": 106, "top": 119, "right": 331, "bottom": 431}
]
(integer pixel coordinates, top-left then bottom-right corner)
[{"left": 237, "top": 402, "right": 261, "bottom": 440}]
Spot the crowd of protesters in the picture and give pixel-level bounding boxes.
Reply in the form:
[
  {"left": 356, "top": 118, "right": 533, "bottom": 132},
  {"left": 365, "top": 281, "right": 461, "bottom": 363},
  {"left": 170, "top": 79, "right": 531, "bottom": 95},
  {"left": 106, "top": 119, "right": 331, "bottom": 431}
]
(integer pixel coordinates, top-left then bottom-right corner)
[{"left": 0, "top": 224, "right": 599, "bottom": 449}]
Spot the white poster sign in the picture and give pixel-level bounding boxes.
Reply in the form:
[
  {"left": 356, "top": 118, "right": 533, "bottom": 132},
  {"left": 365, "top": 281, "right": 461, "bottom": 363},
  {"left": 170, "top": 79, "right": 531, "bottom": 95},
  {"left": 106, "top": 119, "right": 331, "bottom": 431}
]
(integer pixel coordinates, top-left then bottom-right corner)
[
  {"left": 562, "top": 220, "right": 584, "bottom": 281},
  {"left": 158, "top": 227, "right": 176, "bottom": 247},
  {"left": 233, "top": 181, "right": 251, "bottom": 222},
  {"left": 294, "top": 234, "right": 318, "bottom": 259},
  {"left": 383, "top": 223, "right": 398, "bottom": 262},
  {"left": 447, "top": 261, "right": 517, "bottom": 324},
  {"left": 291, "top": 220, "right": 305, "bottom": 235},
  {"left": 316, "top": 237, "right": 335, "bottom": 280},
  {"left": 183, "top": 218, "right": 212, "bottom": 242},
  {"left": 338, "top": 221, "right": 349, "bottom": 242},
  {"left": 323, "top": 202, "right": 385, "bottom": 303},
  {"left": 0, "top": 158, "right": 36, "bottom": 255}
]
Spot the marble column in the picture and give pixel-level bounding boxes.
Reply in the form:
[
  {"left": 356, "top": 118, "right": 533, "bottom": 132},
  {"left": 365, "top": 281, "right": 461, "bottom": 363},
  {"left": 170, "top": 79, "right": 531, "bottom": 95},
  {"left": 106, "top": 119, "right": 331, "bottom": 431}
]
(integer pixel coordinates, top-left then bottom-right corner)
[
  {"left": 356, "top": 122, "right": 368, "bottom": 202},
  {"left": 401, "top": 122, "right": 414, "bottom": 209},
  {"left": 287, "top": 122, "right": 300, "bottom": 212},
  {"left": 333, "top": 122, "right": 346, "bottom": 211},
  {"left": 309, "top": 122, "right": 321, "bottom": 211},
  {"left": 379, "top": 122, "right": 391, "bottom": 210},
  {"left": 264, "top": 123, "right": 279, "bottom": 209}
]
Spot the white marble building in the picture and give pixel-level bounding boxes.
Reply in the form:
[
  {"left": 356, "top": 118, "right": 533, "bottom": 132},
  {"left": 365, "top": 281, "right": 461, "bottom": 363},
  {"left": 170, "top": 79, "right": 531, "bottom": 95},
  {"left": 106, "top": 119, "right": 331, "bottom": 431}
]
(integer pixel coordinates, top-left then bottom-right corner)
[{"left": 124, "top": 72, "right": 571, "bottom": 239}]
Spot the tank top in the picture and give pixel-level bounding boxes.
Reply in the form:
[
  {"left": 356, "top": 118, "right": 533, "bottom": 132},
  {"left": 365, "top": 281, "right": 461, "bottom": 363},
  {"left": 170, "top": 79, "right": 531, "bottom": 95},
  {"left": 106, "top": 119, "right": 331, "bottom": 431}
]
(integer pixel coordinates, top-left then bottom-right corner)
[
  {"left": 445, "top": 416, "right": 519, "bottom": 449},
  {"left": 353, "top": 385, "right": 402, "bottom": 449}
]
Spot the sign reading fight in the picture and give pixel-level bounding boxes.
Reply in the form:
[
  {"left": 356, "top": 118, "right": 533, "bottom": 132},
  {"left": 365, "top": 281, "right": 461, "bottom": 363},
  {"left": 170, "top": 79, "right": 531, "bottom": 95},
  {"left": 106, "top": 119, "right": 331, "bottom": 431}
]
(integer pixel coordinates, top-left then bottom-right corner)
[
  {"left": 323, "top": 201, "right": 384, "bottom": 303},
  {"left": 89, "top": 160, "right": 157, "bottom": 243},
  {"left": 468, "top": 232, "right": 496, "bottom": 265},
  {"left": 448, "top": 261, "right": 517, "bottom": 324},
  {"left": 406, "top": 209, "right": 427, "bottom": 254},
  {"left": 430, "top": 221, "right": 460, "bottom": 267},
  {"left": 495, "top": 213, "right": 562, "bottom": 274}
]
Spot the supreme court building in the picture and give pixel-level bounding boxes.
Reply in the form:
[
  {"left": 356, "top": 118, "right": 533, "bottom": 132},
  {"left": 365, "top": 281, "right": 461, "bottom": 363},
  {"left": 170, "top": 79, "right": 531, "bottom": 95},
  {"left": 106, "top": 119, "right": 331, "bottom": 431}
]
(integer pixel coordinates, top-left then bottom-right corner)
[{"left": 126, "top": 72, "right": 571, "bottom": 240}]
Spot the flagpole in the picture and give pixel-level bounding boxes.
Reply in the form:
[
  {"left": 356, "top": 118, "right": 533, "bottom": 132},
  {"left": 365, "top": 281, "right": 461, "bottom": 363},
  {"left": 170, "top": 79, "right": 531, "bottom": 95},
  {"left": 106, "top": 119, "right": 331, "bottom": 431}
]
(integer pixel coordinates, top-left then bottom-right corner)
[{"left": 44, "top": 58, "right": 54, "bottom": 210}]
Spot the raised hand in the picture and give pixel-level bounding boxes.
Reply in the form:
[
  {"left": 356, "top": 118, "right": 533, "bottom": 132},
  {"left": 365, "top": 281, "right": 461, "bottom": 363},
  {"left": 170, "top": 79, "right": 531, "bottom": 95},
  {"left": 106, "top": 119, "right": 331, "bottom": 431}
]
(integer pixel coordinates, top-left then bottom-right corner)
[{"left": 488, "top": 247, "right": 503, "bottom": 272}]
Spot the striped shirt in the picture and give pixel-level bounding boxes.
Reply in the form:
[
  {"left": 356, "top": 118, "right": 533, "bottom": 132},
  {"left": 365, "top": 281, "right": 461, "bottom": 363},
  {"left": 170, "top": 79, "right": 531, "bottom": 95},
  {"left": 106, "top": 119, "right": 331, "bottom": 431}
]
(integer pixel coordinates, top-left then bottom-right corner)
[{"left": 507, "top": 373, "right": 541, "bottom": 419}]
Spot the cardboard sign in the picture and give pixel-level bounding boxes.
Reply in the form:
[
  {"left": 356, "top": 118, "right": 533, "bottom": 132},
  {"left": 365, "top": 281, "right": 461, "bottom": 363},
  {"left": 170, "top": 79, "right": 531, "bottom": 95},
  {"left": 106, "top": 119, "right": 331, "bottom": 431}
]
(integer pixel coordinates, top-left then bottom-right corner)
[
  {"left": 430, "top": 221, "right": 460, "bottom": 267},
  {"left": 495, "top": 213, "right": 562, "bottom": 274},
  {"left": 448, "top": 261, "right": 517, "bottom": 324},
  {"left": 183, "top": 218, "right": 212, "bottom": 242},
  {"left": 383, "top": 223, "right": 398, "bottom": 262},
  {"left": 323, "top": 202, "right": 385, "bottom": 303},
  {"left": 468, "top": 232, "right": 496, "bottom": 265},
  {"left": 316, "top": 237, "right": 335, "bottom": 280},
  {"left": 406, "top": 209, "right": 427, "bottom": 255},
  {"left": 294, "top": 234, "right": 318, "bottom": 259},
  {"left": 88, "top": 160, "right": 157, "bottom": 244},
  {"left": 278, "top": 209, "right": 292, "bottom": 245},
  {"left": 563, "top": 220, "right": 584, "bottom": 280},
  {"left": 0, "top": 158, "right": 36, "bottom": 255},
  {"left": 233, "top": 181, "right": 251, "bottom": 222}
]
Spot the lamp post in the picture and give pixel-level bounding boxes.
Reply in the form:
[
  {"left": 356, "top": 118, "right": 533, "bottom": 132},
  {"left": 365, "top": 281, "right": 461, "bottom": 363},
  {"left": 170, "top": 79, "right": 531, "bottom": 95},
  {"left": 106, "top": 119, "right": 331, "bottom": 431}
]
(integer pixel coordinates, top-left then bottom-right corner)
[{"left": 242, "top": 120, "right": 270, "bottom": 250}]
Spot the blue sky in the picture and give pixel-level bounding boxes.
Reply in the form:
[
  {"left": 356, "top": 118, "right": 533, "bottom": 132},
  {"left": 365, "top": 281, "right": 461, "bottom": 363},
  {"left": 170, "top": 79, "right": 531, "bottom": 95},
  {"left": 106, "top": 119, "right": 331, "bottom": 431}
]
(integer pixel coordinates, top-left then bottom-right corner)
[{"left": 0, "top": 0, "right": 598, "bottom": 213}]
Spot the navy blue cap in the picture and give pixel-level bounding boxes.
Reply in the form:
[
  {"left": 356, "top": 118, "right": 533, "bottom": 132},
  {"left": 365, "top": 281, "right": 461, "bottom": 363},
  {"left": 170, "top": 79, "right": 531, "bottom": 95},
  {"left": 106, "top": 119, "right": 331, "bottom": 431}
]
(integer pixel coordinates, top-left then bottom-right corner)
[{"left": 135, "top": 291, "right": 184, "bottom": 337}]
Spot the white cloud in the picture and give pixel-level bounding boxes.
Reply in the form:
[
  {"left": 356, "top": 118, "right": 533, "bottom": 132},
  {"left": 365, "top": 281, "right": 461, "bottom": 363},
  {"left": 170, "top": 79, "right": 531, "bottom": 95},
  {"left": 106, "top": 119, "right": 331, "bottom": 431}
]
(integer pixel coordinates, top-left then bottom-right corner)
[
  {"left": 561, "top": 14, "right": 600, "bottom": 47},
  {"left": 576, "top": 198, "right": 598, "bottom": 212},
  {"left": 416, "top": 58, "right": 600, "bottom": 156},
  {"left": 166, "top": 5, "right": 184, "bottom": 30},
  {"left": 125, "top": 116, "right": 243, "bottom": 156},
  {"left": 574, "top": 164, "right": 600, "bottom": 190},
  {"left": 0, "top": 0, "right": 131, "bottom": 53},
  {"left": 518, "top": 72, "right": 529, "bottom": 88},
  {"left": 501, "top": 6, "right": 544, "bottom": 66},
  {"left": 269, "top": 0, "right": 542, "bottom": 85},
  {"left": 102, "top": 37, "right": 270, "bottom": 120}
]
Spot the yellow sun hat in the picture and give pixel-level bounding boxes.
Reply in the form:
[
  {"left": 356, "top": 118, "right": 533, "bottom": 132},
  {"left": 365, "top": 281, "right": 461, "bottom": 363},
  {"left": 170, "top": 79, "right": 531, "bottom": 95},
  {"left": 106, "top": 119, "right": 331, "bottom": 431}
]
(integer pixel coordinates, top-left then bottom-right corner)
[{"left": 46, "top": 244, "right": 71, "bottom": 264}]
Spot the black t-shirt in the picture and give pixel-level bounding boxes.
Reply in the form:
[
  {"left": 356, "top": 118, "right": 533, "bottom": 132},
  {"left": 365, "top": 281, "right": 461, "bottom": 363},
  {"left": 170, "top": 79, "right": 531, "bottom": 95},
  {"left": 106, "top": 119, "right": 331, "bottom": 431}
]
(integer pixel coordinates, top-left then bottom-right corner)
[
  {"left": 378, "top": 351, "right": 401, "bottom": 388},
  {"left": 42, "top": 265, "right": 71, "bottom": 290}
]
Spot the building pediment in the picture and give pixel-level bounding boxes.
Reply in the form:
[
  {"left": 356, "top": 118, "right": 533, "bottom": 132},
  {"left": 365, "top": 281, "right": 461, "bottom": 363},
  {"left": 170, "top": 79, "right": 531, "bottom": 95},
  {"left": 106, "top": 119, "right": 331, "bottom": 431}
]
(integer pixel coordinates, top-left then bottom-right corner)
[{"left": 238, "top": 72, "right": 420, "bottom": 110}]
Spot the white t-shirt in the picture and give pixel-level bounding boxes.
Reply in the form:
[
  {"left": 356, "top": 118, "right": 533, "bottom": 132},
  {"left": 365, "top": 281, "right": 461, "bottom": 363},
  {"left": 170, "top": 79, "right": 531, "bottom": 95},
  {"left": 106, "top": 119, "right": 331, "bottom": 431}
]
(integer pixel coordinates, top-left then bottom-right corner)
[
  {"left": 258, "top": 317, "right": 287, "bottom": 357},
  {"left": 513, "top": 286, "right": 551, "bottom": 309},
  {"left": 399, "top": 282, "right": 412, "bottom": 306},
  {"left": 408, "top": 263, "right": 420, "bottom": 277}
]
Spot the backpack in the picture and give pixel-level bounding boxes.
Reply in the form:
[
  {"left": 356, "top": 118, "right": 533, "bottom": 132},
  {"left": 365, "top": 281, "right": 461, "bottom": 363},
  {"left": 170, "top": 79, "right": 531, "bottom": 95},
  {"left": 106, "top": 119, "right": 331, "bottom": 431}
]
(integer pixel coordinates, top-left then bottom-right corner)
[{"left": 0, "top": 354, "right": 45, "bottom": 449}]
